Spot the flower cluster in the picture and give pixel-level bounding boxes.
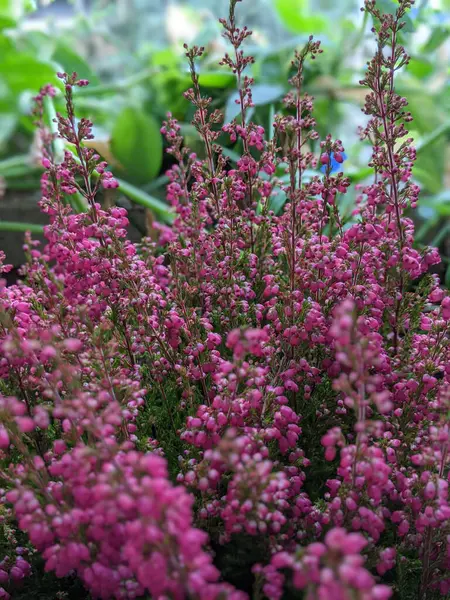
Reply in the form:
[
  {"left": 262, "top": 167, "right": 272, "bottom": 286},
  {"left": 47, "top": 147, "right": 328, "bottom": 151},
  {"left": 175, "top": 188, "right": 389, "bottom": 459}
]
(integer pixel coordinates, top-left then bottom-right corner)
[
  {"left": 259, "top": 527, "right": 393, "bottom": 600},
  {"left": 0, "top": 0, "right": 449, "bottom": 599}
]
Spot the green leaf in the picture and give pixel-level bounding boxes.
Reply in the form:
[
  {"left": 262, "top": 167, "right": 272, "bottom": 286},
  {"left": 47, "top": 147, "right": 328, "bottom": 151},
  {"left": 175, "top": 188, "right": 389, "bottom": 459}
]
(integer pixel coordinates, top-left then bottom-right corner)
[
  {"left": 375, "top": 0, "right": 414, "bottom": 31},
  {"left": 422, "top": 26, "right": 450, "bottom": 53},
  {"left": 0, "top": 0, "right": 36, "bottom": 19},
  {"left": 430, "top": 222, "right": 450, "bottom": 247},
  {"left": 197, "top": 71, "right": 235, "bottom": 88},
  {"left": 225, "top": 84, "right": 285, "bottom": 123},
  {"left": 0, "top": 113, "right": 17, "bottom": 148},
  {"left": 53, "top": 43, "right": 100, "bottom": 86},
  {"left": 399, "top": 87, "right": 443, "bottom": 133},
  {"left": 413, "top": 166, "right": 442, "bottom": 194},
  {"left": 347, "top": 167, "right": 373, "bottom": 183},
  {"left": 268, "top": 191, "right": 287, "bottom": 215},
  {"left": 407, "top": 57, "right": 433, "bottom": 79},
  {"left": 445, "top": 264, "right": 450, "bottom": 289},
  {"left": 113, "top": 178, "right": 173, "bottom": 223},
  {"left": 376, "top": 0, "right": 397, "bottom": 15},
  {"left": 69, "top": 192, "right": 88, "bottom": 213},
  {"left": 0, "top": 15, "right": 14, "bottom": 29},
  {"left": 43, "top": 96, "right": 65, "bottom": 162},
  {"left": 416, "top": 120, "right": 450, "bottom": 154},
  {"left": 274, "top": 0, "right": 327, "bottom": 34},
  {"left": 0, "top": 221, "right": 44, "bottom": 234},
  {"left": 23, "top": 0, "right": 36, "bottom": 12},
  {"left": 20, "top": 31, "right": 56, "bottom": 61},
  {"left": 1, "top": 52, "right": 60, "bottom": 95},
  {"left": 0, "top": 32, "right": 13, "bottom": 54},
  {"left": 111, "top": 107, "right": 163, "bottom": 184},
  {"left": 402, "top": 14, "right": 414, "bottom": 33}
]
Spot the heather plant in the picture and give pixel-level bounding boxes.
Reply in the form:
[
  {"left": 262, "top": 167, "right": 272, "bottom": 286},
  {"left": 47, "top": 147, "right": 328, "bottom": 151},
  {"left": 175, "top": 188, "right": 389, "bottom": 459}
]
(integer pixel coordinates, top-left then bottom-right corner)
[{"left": 0, "top": 0, "right": 450, "bottom": 599}]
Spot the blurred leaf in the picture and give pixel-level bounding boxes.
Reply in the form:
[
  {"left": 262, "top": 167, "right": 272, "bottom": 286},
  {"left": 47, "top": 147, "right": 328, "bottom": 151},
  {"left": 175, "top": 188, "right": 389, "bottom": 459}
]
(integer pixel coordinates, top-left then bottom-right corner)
[
  {"left": 198, "top": 71, "right": 235, "bottom": 88},
  {"left": 52, "top": 43, "right": 99, "bottom": 86},
  {"left": 145, "top": 174, "right": 169, "bottom": 193},
  {"left": 416, "top": 120, "right": 450, "bottom": 154},
  {"left": 408, "top": 57, "right": 433, "bottom": 79},
  {"left": 399, "top": 87, "right": 443, "bottom": 133},
  {"left": 222, "top": 147, "right": 242, "bottom": 164},
  {"left": 402, "top": 14, "right": 415, "bottom": 33},
  {"left": 422, "top": 191, "right": 450, "bottom": 217},
  {"left": 0, "top": 113, "right": 17, "bottom": 148},
  {"left": 69, "top": 191, "right": 88, "bottom": 213},
  {"left": 414, "top": 165, "right": 442, "bottom": 194},
  {"left": 43, "top": 95, "right": 64, "bottom": 162},
  {"left": 0, "top": 0, "right": 36, "bottom": 19},
  {"left": 430, "top": 222, "right": 450, "bottom": 246},
  {"left": 225, "top": 84, "right": 285, "bottom": 123},
  {"left": 151, "top": 48, "right": 179, "bottom": 69},
  {"left": 0, "top": 15, "right": 14, "bottom": 29},
  {"left": 274, "top": 0, "right": 327, "bottom": 34},
  {"left": 347, "top": 167, "right": 373, "bottom": 183},
  {"left": 0, "top": 221, "right": 44, "bottom": 234},
  {"left": 268, "top": 190, "right": 287, "bottom": 215},
  {"left": 415, "top": 212, "right": 438, "bottom": 242},
  {"left": 111, "top": 107, "right": 163, "bottom": 184},
  {"left": 445, "top": 264, "right": 450, "bottom": 289},
  {"left": 421, "top": 26, "right": 450, "bottom": 53},
  {"left": 113, "top": 177, "right": 173, "bottom": 223},
  {"left": 16, "top": 30, "right": 55, "bottom": 61},
  {"left": 376, "top": 0, "right": 397, "bottom": 15},
  {"left": 0, "top": 33, "right": 14, "bottom": 54},
  {"left": 0, "top": 52, "right": 60, "bottom": 94},
  {"left": 375, "top": 0, "right": 414, "bottom": 31}
]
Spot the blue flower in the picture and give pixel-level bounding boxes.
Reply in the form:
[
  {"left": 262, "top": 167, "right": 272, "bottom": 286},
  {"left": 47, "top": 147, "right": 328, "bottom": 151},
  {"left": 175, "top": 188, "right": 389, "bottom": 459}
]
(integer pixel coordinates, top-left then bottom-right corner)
[{"left": 320, "top": 151, "right": 348, "bottom": 174}]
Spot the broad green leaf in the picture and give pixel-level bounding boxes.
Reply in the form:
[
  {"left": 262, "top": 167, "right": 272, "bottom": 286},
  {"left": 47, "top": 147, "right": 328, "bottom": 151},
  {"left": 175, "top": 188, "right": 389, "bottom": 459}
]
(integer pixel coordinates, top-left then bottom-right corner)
[
  {"left": 347, "top": 167, "right": 373, "bottom": 183},
  {"left": 0, "top": 15, "right": 14, "bottom": 29},
  {"left": 268, "top": 190, "right": 287, "bottom": 215},
  {"left": 274, "top": 0, "right": 327, "bottom": 34},
  {"left": 23, "top": 0, "right": 36, "bottom": 11},
  {"left": 0, "top": 32, "right": 13, "bottom": 54},
  {"left": 0, "top": 113, "right": 16, "bottom": 148},
  {"left": 111, "top": 107, "right": 163, "bottom": 184},
  {"left": 376, "top": 0, "right": 397, "bottom": 15},
  {"left": 151, "top": 48, "right": 179, "bottom": 69},
  {"left": 20, "top": 31, "right": 55, "bottom": 61},
  {"left": 416, "top": 121, "right": 450, "bottom": 154},
  {"left": 402, "top": 14, "right": 414, "bottom": 33},
  {"left": 414, "top": 165, "right": 442, "bottom": 194},
  {"left": 0, "top": 0, "right": 36, "bottom": 19},
  {"left": 181, "top": 70, "right": 235, "bottom": 89},
  {"left": 445, "top": 264, "right": 450, "bottom": 289},
  {"left": 113, "top": 177, "right": 173, "bottom": 223},
  {"left": 198, "top": 71, "right": 235, "bottom": 88},
  {"left": 408, "top": 57, "right": 433, "bottom": 79},
  {"left": 225, "top": 84, "right": 285, "bottom": 123},
  {"left": 398, "top": 87, "right": 443, "bottom": 133},
  {"left": 422, "top": 27, "right": 450, "bottom": 53},
  {"left": 0, "top": 221, "right": 44, "bottom": 234},
  {"left": 1, "top": 52, "right": 60, "bottom": 94},
  {"left": 375, "top": 0, "right": 414, "bottom": 32},
  {"left": 430, "top": 222, "right": 450, "bottom": 246},
  {"left": 53, "top": 43, "right": 100, "bottom": 86}
]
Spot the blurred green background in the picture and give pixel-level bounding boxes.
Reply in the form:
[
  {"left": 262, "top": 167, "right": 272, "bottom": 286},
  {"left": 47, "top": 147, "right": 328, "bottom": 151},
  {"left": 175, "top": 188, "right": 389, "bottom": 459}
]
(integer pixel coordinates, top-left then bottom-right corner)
[{"left": 0, "top": 0, "right": 449, "bottom": 280}]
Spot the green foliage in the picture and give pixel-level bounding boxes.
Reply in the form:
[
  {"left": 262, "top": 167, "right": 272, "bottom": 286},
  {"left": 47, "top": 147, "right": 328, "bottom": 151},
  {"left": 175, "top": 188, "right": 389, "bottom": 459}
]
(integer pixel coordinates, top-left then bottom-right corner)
[
  {"left": 111, "top": 107, "right": 163, "bottom": 184},
  {"left": 274, "top": 0, "right": 327, "bottom": 34},
  {"left": 0, "top": 0, "right": 448, "bottom": 281}
]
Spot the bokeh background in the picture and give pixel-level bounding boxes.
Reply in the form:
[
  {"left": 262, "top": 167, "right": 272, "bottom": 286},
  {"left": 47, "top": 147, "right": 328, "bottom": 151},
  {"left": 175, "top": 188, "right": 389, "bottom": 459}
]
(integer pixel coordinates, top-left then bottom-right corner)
[{"left": 0, "top": 0, "right": 449, "bottom": 280}]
